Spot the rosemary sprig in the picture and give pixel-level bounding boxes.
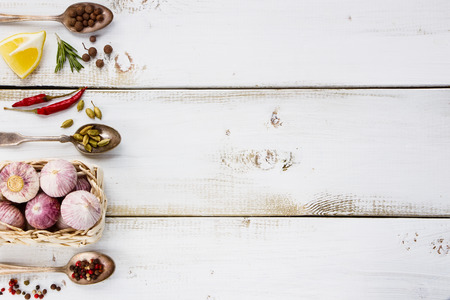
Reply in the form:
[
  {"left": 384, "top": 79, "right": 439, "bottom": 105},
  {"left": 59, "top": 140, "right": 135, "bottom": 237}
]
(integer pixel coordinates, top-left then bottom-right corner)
[{"left": 54, "top": 34, "right": 84, "bottom": 73}]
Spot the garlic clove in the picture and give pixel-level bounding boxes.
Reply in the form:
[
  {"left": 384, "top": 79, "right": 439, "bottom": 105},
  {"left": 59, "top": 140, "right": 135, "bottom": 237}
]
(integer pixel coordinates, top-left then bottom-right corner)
[
  {"left": 40, "top": 160, "right": 77, "bottom": 198},
  {"left": 0, "top": 200, "right": 25, "bottom": 230},
  {"left": 0, "top": 162, "right": 39, "bottom": 203},
  {"left": 61, "top": 191, "right": 101, "bottom": 230},
  {"left": 73, "top": 176, "right": 91, "bottom": 192}
]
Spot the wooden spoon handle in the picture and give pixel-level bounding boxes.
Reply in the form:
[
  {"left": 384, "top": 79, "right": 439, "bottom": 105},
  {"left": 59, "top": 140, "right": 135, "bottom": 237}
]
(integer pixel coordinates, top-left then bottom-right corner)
[
  {"left": 0, "top": 264, "right": 63, "bottom": 275},
  {"left": 0, "top": 13, "right": 59, "bottom": 23}
]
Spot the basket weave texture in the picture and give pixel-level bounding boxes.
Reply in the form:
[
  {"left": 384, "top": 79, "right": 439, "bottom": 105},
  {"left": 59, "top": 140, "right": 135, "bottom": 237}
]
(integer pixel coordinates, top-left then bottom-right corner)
[{"left": 0, "top": 159, "right": 106, "bottom": 247}]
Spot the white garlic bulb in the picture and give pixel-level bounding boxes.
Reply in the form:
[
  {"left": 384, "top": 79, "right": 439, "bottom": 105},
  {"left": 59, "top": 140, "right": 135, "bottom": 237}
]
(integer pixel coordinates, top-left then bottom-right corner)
[
  {"left": 61, "top": 191, "right": 101, "bottom": 230},
  {"left": 0, "top": 162, "right": 39, "bottom": 203},
  {"left": 0, "top": 200, "right": 25, "bottom": 230},
  {"left": 40, "top": 160, "right": 77, "bottom": 198}
]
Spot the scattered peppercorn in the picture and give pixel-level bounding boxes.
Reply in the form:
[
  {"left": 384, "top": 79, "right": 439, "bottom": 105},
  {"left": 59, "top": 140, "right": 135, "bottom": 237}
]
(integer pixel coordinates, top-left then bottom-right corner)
[
  {"left": 104, "top": 45, "right": 113, "bottom": 54},
  {"left": 50, "top": 285, "right": 55, "bottom": 291},
  {"left": 33, "top": 294, "right": 38, "bottom": 299},
  {"left": 42, "top": 290, "right": 46, "bottom": 295},
  {"left": 88, "top": 47, "right": 97, "bottom": 57},
  {"left": 90, "top": 36, "right": 96, "bottom": 43},
  {"left": 25, "top": 294, "right": 30, "bottom": 300},
  {"left": 16, "top": 289, "right": 21, "bottom": 294},
  {"left": 56, "top": 287, "right": 61, "bottom": 292},
  {"left": 82, "top": 53, "right": 90, "bottom": 62},
  {"left": 35, "top": 286, "right": 39, "bottom": 291},
  {"left": 96, "top": 59, "right": 104, "bottom": 68}
]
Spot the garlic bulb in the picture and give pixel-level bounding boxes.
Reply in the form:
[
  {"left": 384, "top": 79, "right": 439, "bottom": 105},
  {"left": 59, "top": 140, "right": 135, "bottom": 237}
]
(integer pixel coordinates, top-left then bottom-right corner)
[
  {"left": 0, "top": 201, "right": 25, "bottom": 230},
  {"left": 61, "top": 191, "right": 101, "bottom": 230},
  {"left": 55, "top": 215, "right": 71, "bottom": 230},
  {"left": 25, "top": 192, "right": 60, "bottom": 230},
  {"left": 0, "top": 162, "right": 39, "bottom": 203},
  {"left": 73, "top": 176, "right": 91, "bottom": 192},
  {"left": 40, "top": 160, "right": 77, "bottom": 197}
]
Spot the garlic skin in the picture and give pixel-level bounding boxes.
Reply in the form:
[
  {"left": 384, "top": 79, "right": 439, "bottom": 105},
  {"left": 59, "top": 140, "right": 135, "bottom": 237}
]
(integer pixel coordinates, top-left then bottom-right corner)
[
  {"left": 40, "top": 160, "right": 77, "bottom": 198},
  {"left": 73, "top": 176, "right": 91, "bottom": 192},
  {"left": 61, "top": 191, "right": 101, "bottom": 230},
  {"left": 25, "top": 192, "right": 60, "bottom": 230},
  {"left": 0, "top": 201, "right": 25, "bottom": 230},
  {"left": 0, "top": 162, "right": 39, "bottom": 203}
]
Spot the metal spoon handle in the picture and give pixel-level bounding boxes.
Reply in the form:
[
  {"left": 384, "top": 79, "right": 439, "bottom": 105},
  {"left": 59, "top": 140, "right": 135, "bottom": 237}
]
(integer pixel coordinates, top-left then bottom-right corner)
[
  {"left": 0, "top": 263, "right": 64, "bottom": 275},
  {"left": 20, "top": 135, "right": 71, "bottom": 144},
  {"left": 0, "top": 13, "right": 60, "bottom": 23}
]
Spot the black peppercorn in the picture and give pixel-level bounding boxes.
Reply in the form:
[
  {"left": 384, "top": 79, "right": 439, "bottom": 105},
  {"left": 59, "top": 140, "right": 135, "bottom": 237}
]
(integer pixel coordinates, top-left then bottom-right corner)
[
  {"left": 90, "top": 36, "right": 96, "bottom": 43},
  {"left": 104, "top": 45, "right": 113, "bottom": 54},
  {"left": 82, "top": 53, "right": 90, "bottom": 62},
  {"left": 35, "top": 285, "right": 39, "bottom": 290},
  {"left": 76, "top": 5, "right": 85, "bottom": 16},
  {"left": 96, "top": 59, "right": 104, "bottom": 68},
  {"left": 50, "top": 284, "right": 56, "bottom": 290},
  {"left": 88, "top": 47, "right": 97, "bottom": 57},
  {"left": 56, "top": 287, "right": 61, "bottom": 292}
]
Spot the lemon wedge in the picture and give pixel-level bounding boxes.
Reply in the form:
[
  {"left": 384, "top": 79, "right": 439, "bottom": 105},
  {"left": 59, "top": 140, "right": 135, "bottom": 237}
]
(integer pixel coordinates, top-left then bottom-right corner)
[{"left": 0, "top": 31, "right": 46, "bottom": 79}]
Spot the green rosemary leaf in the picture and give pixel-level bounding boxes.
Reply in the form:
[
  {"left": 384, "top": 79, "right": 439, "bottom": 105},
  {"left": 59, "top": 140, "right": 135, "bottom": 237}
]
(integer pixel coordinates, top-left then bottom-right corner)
[{"left": 54, "top": 33, "right": 84, "bottom": 73}]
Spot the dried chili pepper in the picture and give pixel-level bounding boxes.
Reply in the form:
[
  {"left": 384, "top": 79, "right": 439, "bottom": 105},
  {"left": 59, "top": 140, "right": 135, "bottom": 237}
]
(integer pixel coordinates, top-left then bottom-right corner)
[
  {"left": 11, "top": 88, "right": 82, "bottom": 107},
  {"left": 4, "top": 87, "right": 87, "bottom": 115}
]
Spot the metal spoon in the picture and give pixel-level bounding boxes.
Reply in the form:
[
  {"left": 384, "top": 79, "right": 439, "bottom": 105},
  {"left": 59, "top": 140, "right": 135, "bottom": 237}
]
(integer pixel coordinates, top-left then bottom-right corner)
[
  {"left": 0, "top": 124, "right": 121, "bottom": 155},
  {"left": 0, "top": 251, "right": 115, "bottom": 285},
  {"left": 0, "top": 2, "right": 113, "bottom": 34}
]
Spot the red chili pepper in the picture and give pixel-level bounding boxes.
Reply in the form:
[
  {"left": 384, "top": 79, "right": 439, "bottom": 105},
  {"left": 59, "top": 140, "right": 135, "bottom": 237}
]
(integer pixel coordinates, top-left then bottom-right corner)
[
  {"left": 4, "top": 87, "right": 87, "bottom": 115},
  {"left": 11, "top": 88, "right": 82, "bottom": 107}
]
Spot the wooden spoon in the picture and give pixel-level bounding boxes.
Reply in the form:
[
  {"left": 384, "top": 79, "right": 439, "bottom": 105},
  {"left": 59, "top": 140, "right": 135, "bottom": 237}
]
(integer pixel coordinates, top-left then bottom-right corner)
[
  {"left": 0, "top": 2, "right": 113, "bottom": 34},
  {"left": 0, "top": 252, "right": 115, "bottom": 285}
]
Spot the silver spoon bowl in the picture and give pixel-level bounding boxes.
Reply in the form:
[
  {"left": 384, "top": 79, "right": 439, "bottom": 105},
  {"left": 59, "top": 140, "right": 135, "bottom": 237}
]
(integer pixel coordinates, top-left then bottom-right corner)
[
  {"left": 0, "top": 251, "right": 115, "bottom": 285},
  {"left": 0, "top": 2, "right": 113, "bottom": 34},
  {"left": 0, "top": 124, "right": 121, "bottom": 155}
]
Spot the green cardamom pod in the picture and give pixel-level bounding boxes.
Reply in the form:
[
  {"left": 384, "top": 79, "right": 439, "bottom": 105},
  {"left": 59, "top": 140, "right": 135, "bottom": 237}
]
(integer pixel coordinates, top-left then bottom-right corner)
[
  {"left": 83, "top": 134, "right": 89, "bottom": 146},
  {"left": 86, "top": 108, "right": 95, "bottom": 119},
  {"left": 90, "top": 135, "right": 101, "bottom": 142},
  {"left": 60, "top": 119, "right": 73, "bottom": 128},
  {"left": 84, "top": 143, "right": 92, "bottom": 152},
  {"left": 87, "top": 129, "right": 99, "bottom": 136},
  {"left": 79, "top": 125, "right": 93, "bottom": 135},
  {"left": 72, "top": 133, "right": 83, "bottom": 142},
  {"left": 89, "top": 139, "right": 98, "bottom": 148},
  {"left": 91, "top": 101, "right": 102, "bottom": 119},
  {"left": 97, "top": 139, "right": 110, "bottom": 147},
  {"left": 77, "top": 100, "right": 84, "bottom": 112}
]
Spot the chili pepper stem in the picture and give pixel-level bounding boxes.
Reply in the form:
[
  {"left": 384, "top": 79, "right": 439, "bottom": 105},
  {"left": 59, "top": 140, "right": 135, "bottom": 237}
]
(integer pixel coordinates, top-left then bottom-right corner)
[
  {"left": 46, "top": 87, "right": 82, "bottom": 101},
  {"left": 4, "top": 107, "right": 37, "bottom": 114}
]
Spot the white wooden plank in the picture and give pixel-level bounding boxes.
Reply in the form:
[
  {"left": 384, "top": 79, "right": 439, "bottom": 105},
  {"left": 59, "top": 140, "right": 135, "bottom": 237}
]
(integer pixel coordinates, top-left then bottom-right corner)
[
  {"left": 0, "top": 0, "right": 449, "bottom": 87},
  {"left": 0, "top": 217, "right": 450, "bottom": 299},
  {"left": 0, "top": 88, "right": 449, "bottom": 216}
]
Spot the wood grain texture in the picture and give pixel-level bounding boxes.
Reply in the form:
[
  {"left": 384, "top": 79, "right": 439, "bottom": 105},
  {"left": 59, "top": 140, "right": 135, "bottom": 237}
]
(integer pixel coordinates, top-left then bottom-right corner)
[
  {"left": 0, "top": 0, "right": 449, "bottom": 87},
  {"left": 0, "top": 88, "right": 449, "bottom": 217},
  {"left": 0, "top": 217, "right": 450, "bottom": 299}
]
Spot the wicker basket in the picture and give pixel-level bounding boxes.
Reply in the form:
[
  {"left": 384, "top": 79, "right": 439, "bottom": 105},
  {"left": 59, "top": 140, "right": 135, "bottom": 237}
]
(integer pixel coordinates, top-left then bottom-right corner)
[{"left": 0, "top": 159, "right": 106, "bottom": 247}]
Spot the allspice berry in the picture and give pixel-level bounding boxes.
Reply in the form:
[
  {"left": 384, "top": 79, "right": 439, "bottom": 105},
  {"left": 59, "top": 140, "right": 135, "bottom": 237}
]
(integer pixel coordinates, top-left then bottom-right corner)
[
  {"left": 76, "top": 5, "right": 85, "bottom": 16},
  {"left": 83, "top": 20, "right": 88, "bottom": 27},
  {"left": 75, "top": 21, "right": 84, "bottom": 32},
  {"left": 94, "top": 8, "right": 102, "bottom": 15},
  {"left": 76, "top": 15, "right": 83, "bottom": 21},
  {"left": 85, "top": 5, "right": 94, "bottom": 14},
  {"left": 69, "top": 18, "right": 76, "bottom": 26},
  {"left": 68, "top": 8, "right": 76, "bottom": 17},
  {"left": 96, "top": 59, "right": 104, "bottom": 68},
  {"left": 88, "top": 19, "right": 95, "bottom": 27},
  {"left": 90, "top": 36, "right": 96, "bottom": 43},
  {"left": 88, "top": 47, "right": 97, "bottom": 57},
  {"left": 83, "top": 13, "right": 90, "bottom": 20},
  {"left": 104, "top": 45, "right": 113, "bottom": 54},
  {"left": 96, "top": 14, "right": 104, "bottom": 22},
  {"left": 82, "top": 53, "right": 91, "bottom": 62}
]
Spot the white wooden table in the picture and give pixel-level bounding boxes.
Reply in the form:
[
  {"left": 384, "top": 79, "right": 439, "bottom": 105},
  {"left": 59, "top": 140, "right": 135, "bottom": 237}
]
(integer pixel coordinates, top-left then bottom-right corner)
[{"left": 0, "top": 0, "right": 449, "bottom": 299}]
